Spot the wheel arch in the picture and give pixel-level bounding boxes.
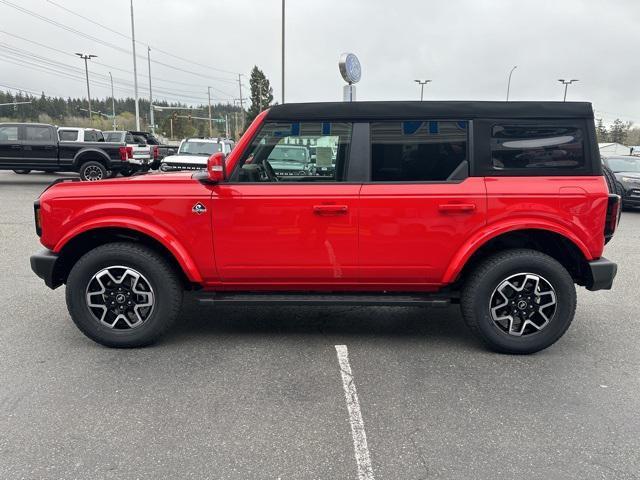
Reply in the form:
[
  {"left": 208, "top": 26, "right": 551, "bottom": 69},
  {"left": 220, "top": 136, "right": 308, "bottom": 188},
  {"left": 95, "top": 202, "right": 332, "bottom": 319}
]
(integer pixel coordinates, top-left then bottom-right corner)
[
  {"left": 73, "top": 148, "right": 111, "bottom": 169},
  {"left": 52, "top": 224, "right": 202, "bottom": 288},
  {"left": 446, "top": 226, "right": 593, "bottom": 287}
]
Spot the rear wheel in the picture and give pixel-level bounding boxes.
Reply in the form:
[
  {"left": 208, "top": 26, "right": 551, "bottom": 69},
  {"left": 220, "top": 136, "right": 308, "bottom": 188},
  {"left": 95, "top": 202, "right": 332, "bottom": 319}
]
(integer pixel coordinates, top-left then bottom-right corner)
[
  {"left": 66, "top": 243, "right": 183, "bottom": 347},
  {"left": 461, "top": 249, "right": 576, "bottom": 354},
  {"left": 13, "top": 169, "right": 31, "bottom": 174},
  {"left": 79, "top": 161, "right": 107, "bottom": 181}
]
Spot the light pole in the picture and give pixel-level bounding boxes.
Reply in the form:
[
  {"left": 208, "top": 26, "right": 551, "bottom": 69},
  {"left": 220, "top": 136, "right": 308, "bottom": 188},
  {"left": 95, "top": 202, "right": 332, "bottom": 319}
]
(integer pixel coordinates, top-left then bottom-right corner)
[
  {"left": 108, "top": 71, "right": 116, "bottom": 130},
  {"left": 147, "top": 47, "right": 154, "bottom": 134},
  {"left": 238, "top": 74, "right": 245, "bottom": 131},
  {"left": 207, "top": 86, "right": 213, "bottom": 137},
  {"left": 506, "top": 65, "right": 517, "bottom": 101},
  {"left": 414, "top": 79, "right": 431, "bottom": 101},
  {"left": 130, "top": 0, "right": 140, "bottom": 130},
  {"left": 75, "top": 53, "right": 96, "bottom": 122},
  {"left": 558, "top": 79, "right": 579, "bottom": 101},
  {"left": 281, "top": 0, "right": 285, "bottom": 104}
]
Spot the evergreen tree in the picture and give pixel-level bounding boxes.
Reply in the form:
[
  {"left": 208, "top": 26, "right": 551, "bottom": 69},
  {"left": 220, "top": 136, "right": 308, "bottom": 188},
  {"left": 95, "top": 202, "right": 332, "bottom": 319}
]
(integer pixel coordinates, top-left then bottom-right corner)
[
  {"left": 245, "top": 66, "right": 274, "bottom": 126},
  {"left": 609, "top": 118, "right": 633, "bottom": 144},
  {"left": 595, "top": 118, "right": 608, "bottom": 143}
]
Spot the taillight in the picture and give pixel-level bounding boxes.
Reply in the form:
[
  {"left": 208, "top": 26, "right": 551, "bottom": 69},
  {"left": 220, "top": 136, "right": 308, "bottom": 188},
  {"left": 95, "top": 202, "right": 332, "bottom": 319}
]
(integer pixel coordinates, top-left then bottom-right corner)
[
  {"left": 153, "top": 146, "right": 159, "bottom": 160},
  {"left": 604, "top": 194, "right": 621, "bottom": 243},
  {"left": 118, "top": 146, "right": 128, "bottom": 161},
  {"left": 34, "top": 200, "right": 42, "bottom": 237}
]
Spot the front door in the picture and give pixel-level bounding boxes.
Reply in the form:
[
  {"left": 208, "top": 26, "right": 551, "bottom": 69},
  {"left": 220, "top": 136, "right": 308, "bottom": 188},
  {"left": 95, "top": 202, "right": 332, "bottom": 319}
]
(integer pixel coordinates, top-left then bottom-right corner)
[
  {"left": 359, "top": 120, "right": 487, "bottom": 284},
  {"left": 0, "top": 124, "right": 22, "bottom": 168},
  {"left": 211, "top": 121, "right": 359, "bottom": 284}
]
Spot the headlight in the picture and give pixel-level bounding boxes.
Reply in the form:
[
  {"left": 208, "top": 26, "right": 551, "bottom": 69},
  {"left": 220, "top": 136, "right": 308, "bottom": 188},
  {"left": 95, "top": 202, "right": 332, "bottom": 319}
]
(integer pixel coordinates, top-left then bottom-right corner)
[{"left": 621, "top": 176, "right": 640, "bottom": 184}]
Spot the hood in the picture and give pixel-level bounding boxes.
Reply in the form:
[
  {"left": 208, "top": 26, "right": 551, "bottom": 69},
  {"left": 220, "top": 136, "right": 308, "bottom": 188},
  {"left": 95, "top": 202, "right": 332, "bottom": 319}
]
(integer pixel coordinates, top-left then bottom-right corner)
[{"left": 162, "top": 154, "right": 210, "bottom": 164}]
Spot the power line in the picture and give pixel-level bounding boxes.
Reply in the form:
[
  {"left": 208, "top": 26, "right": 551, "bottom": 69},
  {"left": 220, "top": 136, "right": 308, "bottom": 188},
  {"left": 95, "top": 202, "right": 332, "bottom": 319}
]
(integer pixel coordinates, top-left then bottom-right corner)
[
  {"left": 0, "top": 0, "right": 240, "bottom": 86},
  {"left": 46, "top": 0, "right": 241, "bottom": 77},
  {"left": 0, "top": 30, "right": 233, "bottom": 91}
]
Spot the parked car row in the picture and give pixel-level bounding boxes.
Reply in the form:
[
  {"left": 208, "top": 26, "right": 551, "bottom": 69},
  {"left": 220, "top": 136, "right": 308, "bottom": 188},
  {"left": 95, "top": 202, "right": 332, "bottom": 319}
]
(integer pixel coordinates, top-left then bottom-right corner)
[{"left": 0, "top": 122, "right": 178, "bottom": 181}]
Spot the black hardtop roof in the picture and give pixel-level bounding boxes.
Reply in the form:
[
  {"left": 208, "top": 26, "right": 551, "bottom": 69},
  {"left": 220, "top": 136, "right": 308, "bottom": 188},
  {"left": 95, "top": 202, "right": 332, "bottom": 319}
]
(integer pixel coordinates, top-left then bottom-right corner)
[{"left": 266, "top": 101, "right": 593, "bottom": 121}]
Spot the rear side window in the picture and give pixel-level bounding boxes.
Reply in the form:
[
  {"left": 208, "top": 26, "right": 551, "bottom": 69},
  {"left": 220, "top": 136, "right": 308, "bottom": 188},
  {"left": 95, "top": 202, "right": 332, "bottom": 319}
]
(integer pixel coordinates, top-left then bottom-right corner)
[
  {"left": 491, "top": 125, "right": 584, "bottom": 171},
  {"left": 26, "top": 126, "right": 53, "bottom": 142},
  {"left": 59, "top": 130, "right": 78, "bottom": 141},
  {"left": 84, "top": 130, "right": 97, "bottom": 142},
  {"left": 370, "top": 121, "right": 468, "bottom": 181},
  {"left": 104, "top": 132, "right": 124, "bottom": 142}
]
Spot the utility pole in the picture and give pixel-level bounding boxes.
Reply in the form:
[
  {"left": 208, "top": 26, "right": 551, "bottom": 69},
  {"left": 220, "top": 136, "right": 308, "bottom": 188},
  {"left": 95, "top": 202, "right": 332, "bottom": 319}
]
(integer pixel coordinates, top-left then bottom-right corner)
[
  {"left": 506, "top": 65, "right": 517, "bottom": 101},
  {"left": 75, "top": 53, "right": 97, "bottom": 122},
  {"left": 238, "top": 74, "right": 245, "bottom": 131},
  {"left": 281, "top": 0, "right": 285, "bottom": 103},
  {"left": 558, "top": 79, "right": 579, "bottom": 102},
  {"left": 207, "top": 86, "right": 213, "bottom": 137},
  {"left": 108, "top": 71, "right": 116, "bottom": 129},
  {"left": 130, "top": 0, "right": 140, "bottom": 130},
  {"left": 147, "top": 47, "right": 154, "bottom": 133},
  {"left": 414, "top": 79, "right": 431, "bottom": 101}
]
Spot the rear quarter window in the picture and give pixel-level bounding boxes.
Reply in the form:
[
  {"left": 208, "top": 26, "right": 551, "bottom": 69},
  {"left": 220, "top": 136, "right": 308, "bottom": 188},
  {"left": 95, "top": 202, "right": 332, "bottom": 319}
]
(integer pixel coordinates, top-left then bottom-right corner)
[{"left": 490, "top": 124, "right": 585, "bottom": 172}]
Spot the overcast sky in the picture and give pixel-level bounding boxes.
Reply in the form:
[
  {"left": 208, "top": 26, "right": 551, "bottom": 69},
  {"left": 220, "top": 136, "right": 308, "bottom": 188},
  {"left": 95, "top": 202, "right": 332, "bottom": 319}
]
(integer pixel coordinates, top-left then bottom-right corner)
[{"left": 1, "top": 0, "right": 639, "bottom": 124}]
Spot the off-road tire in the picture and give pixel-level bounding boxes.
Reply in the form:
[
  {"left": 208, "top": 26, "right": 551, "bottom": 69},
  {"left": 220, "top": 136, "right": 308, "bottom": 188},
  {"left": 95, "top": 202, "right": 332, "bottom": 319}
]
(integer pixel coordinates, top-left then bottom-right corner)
[
  {"left": 66, "top": 242, "right": 183, "bottom": 347},
  {"left": 460, "top": 249, "right": 576, "bottom": 354}
]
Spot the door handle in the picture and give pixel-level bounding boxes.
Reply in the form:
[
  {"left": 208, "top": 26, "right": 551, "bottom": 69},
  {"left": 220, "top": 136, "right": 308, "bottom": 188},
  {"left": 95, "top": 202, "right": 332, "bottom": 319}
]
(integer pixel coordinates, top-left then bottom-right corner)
[
  {"left": 438, "top": 203, "right": 476, "bottom": 213},
  {"left": 313, "top": 205, "right": 349, "bottom": 215}
]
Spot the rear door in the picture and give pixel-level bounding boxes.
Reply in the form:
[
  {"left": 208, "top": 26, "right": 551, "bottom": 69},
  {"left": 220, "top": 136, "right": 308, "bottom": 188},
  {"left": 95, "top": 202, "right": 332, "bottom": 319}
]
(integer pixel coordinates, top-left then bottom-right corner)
[
  {"left": 23, "top": 125, "right": 57, "bottom": 168},
  {"left": 358, "top": 120, "right": 487, "bottom": 284},
  {"left": 0, "top": 124, "right": 22, "bottom": 168}
]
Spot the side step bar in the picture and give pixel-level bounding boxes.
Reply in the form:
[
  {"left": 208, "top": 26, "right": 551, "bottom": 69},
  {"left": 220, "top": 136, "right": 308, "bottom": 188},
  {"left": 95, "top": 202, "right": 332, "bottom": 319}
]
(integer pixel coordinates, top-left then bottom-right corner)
[{"left": 194, "top": 292, "right": 453, "bottom": 307}]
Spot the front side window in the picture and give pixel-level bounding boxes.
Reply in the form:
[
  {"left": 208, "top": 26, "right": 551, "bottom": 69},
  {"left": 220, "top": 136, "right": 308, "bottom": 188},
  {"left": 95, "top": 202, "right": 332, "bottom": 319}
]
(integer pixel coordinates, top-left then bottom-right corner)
[
  {"left": 26, "top": 126, "right": 52, "bottom": 142},
  {"left": 370, "top": 121, "right": 468, "bottom": 181},
  {"left": 179, "top": 141, "right": 221, "bottom": 156},
  {"left": 59, "top": 130, "right": 78, "bottom": 141},
  {"left": 0, "top": 126, "right": 18, "bottom": 142},
  {"left": 491, "top": 125, "right": 584, "bottom": 170},
  {"left": 233, "top": 121, "right": 352, "bottom": 182}
]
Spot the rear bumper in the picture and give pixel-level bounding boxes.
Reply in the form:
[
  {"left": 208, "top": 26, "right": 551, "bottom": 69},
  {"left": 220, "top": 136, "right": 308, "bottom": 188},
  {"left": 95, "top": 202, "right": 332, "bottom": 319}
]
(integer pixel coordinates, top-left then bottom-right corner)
[
  {"left": 30, "top": 249, "right": 62, "bottom": 289},
  {"left": 586, "top": 257, "right": 617, "bottom": 291}
]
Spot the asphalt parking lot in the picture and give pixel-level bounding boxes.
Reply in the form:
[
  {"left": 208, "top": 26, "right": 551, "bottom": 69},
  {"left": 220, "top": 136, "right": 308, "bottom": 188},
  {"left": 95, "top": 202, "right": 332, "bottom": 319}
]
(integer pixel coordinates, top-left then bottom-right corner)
[{"left": 1, "top": 170, "right": 639, "bottom": 480}]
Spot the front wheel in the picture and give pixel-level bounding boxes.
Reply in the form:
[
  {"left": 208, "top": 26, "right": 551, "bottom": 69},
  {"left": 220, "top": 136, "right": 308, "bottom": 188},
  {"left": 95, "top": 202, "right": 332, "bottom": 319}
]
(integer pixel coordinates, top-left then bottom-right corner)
[
  {"left": 460, "top": 249, "right": 576, "bottom": 354},
  {"left": 66, "top": 243, "right": 183, "bottom": 347},
  {"left": 13, "top": 169, "right": 31, "bottom": 174}
]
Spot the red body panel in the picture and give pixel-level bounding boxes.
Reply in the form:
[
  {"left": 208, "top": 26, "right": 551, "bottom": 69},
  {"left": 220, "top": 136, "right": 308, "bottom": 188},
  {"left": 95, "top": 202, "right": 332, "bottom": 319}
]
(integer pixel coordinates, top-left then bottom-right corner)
[
  {"left": 37, "top": 112, "right": 611, "bottom": 292},
  {"left": 359, "top": 178, "right": 487, "bottom": 284},
  {"left": 39, "top": 173, "right": 215, "bottom": 283}
]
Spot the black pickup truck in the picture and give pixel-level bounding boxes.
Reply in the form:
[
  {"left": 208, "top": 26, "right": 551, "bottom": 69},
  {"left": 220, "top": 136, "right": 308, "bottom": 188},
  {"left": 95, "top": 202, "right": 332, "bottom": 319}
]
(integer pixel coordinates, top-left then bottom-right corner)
[
  {"left": 0, "top": 123, "right": 130, "bottom": 181},
  {"left": 129, "top": 131, "right": 178, "bottom": 169}
]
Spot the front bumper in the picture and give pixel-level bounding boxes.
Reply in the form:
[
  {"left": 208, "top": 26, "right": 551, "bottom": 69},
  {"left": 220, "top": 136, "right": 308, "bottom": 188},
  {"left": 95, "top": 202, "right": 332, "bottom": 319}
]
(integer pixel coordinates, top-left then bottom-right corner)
[
  {"left": 30, "top": 249, "right": 62, "bottom": 289},
  {"left": 586, "top": 257, "right": 617, "bottom": 291}
]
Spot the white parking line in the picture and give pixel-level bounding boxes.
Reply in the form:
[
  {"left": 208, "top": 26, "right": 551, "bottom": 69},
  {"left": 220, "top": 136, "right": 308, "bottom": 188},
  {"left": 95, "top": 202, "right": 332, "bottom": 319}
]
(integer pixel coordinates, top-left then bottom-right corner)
[{"left": 335, "top": 345, "right": 375, "bottom": 480}]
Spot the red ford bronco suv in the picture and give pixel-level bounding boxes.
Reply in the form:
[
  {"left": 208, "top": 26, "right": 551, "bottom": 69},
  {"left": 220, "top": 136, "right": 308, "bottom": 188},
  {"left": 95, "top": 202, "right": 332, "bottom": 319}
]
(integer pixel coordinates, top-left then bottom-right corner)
[{"left": 30, "top": 101, "right": 620, "bottom": 353}]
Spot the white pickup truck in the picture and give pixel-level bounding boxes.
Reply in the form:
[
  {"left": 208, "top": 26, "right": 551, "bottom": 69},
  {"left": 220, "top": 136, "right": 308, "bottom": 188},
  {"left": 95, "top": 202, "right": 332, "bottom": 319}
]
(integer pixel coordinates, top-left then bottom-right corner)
[{"left": 103, "top": 130, "right": 154, "bottom": 175}]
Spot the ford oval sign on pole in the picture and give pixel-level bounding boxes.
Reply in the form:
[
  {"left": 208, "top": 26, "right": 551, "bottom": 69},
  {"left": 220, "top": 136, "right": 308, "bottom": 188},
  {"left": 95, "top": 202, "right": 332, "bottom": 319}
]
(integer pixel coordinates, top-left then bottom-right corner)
[{"left": 339, "top": 53, "right": 361, "bottom": 102}]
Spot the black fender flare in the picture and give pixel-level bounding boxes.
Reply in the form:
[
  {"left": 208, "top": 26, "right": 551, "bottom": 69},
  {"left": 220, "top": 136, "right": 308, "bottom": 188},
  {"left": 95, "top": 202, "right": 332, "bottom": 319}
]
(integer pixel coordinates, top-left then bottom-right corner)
[{"left": 72, "top": 148, "right": 112, "bottom": 170}]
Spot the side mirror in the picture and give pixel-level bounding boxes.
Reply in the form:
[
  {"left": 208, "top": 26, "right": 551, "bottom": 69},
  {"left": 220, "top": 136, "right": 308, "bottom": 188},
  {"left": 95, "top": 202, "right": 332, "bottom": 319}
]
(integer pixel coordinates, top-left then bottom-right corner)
[{"left": 207, "top": 152, "right": 226, "bottom": 183}]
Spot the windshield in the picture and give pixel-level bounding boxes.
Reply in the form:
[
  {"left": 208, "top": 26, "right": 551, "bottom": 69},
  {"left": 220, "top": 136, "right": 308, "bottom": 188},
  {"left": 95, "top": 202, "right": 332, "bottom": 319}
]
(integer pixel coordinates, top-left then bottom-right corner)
[
  {"left": 104, "top": 132, "right": 125, "bottom": 142},
  {"left": 607, "top": 157, "right": 640, "bottom": 173},
  {"left": 268, "top": 146, "right": 309, "bottom": 163},
  {"left": 179, "top": 141, "right": 222, "bottom": 155}
]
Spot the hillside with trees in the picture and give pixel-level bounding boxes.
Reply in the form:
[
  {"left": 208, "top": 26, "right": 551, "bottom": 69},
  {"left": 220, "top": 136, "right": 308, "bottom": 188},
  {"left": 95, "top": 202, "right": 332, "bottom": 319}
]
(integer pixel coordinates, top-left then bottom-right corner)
[{"left": 0, "top": 90, "right": 243, "bottom": 140}]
